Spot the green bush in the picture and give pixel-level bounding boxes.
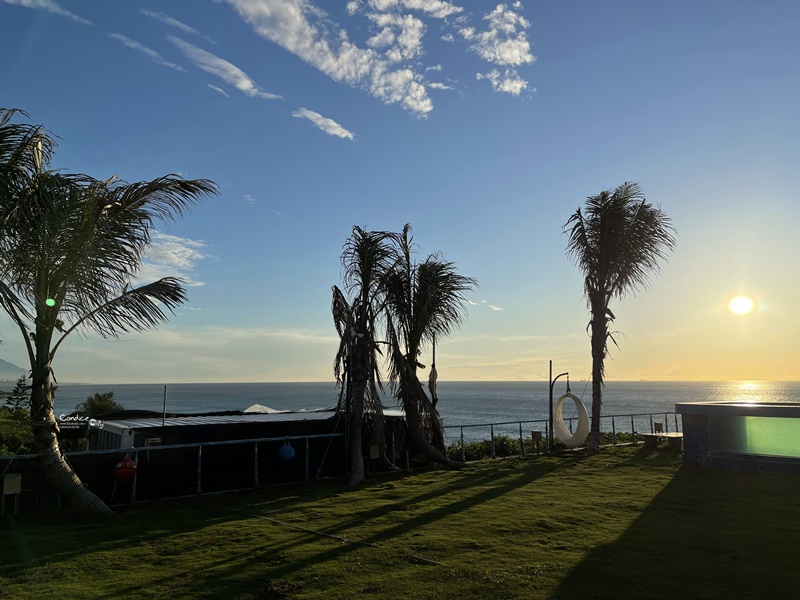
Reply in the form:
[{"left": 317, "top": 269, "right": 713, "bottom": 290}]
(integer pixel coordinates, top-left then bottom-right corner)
[
  {"left": 446, "top": 430, "right": 644, "bottom": 461},
  {"left": 0, "top": 408, "right": 34, "bottom": 455},
  {"left": 447, "top": 435, "right": 530, "bottom": 461},
  {"left": 74, "top": 391, "right": 123, "bottom": 415}
]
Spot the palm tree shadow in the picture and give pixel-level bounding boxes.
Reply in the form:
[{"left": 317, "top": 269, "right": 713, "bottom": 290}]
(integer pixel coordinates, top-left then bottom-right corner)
[{"left": 98, "top": 457, "right": 570, "bottom": 598}]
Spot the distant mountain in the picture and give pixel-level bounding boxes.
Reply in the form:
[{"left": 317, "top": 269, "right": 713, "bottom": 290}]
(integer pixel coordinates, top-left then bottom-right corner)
[{"left": 0, "top": 358, "right": 26, "bottom": 381}]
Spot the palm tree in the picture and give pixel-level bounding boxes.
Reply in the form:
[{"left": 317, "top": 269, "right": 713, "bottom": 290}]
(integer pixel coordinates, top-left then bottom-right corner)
[
  {"left": 383, "top": 225, "right": 476, "bottom": 469},
  {"left": 565, "top": 182, "right": 676, "bottom": 454},
  {"left": 0, "top": 109, "right": 217, "bottom": 513},
  {"left": 332, "top": 227, "right": 395, "bottom": 485}
]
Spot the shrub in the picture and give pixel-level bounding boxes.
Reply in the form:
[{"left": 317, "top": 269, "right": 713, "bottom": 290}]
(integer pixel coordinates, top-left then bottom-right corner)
[
  {"left": 74, "top": 391, "right": 123, "bottom": 415},
  {"left": 0, "top": 408, "right": 34, "bottom": 455},
  {"left": 446, "top": 430, "right": 644, "bottom": 461}
]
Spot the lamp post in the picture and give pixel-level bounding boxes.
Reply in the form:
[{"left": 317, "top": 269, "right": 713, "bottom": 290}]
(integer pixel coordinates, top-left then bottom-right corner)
[{"left": 548, "top": 360, "right": 569, "bottom": 454}]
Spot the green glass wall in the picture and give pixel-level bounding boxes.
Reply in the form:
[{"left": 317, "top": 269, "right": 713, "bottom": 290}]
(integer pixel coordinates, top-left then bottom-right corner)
[{"left": 710, "top": 415, "right": 800, "bottom": 458}]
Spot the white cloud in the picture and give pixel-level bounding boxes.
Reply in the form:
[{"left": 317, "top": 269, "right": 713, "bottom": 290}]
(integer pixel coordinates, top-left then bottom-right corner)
[
  {"left": 366, "top": 0, "right": 463, "bottom": 20},
  {"left": 425, "top": 64, "right": 442, "bottom": 72},
  {"left": 244, "top": 193, "right": 256, "bottom": 204},
  {"left": 440, "top": 33, "right": 454, "bottom": 43},
  {"left": 3, "top": 0, "right": 92, "bottom": 25},
  {"left": 466, "top": 3, "right": 535, "bottom": 67},
  {"left": 141, "top": 9, "right": 199, "bottom": 36},
  {"left": 345, "top": 0, "right": 360, "bottom": 15},
  {"left": 169, "top": 35, "right": 282, "bottom": 100},
  {"left": 428, "top": 82, "right": 453, "bottom": 90},
  {"left": 207, "top": 83, "right": 231, "bottom": 97},
  {"left": 366, "top": 12, "right": 425, "bottom": 62},
  {"left": 223, "top": 0, "right": 432, "bottom": 115},
  {"left": 458, "top": 26, "right": 475, "bottom": 40},
  {"left": 476, "top": 69, "right": 527, "bottom": 95},
  {"left": 108, "top": 33, "right": 185, "bottom": 72},
  {"left": 137, "top": 232, "right": 208, "bottom": 287},
  {"left": 469, "top": 299, "right": 504, "bottom": 311},
  {"left": 292, "top": 108, "right": 355, "bottom": 140}
]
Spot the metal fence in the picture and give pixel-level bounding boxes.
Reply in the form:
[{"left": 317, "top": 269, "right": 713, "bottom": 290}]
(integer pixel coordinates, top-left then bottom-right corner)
[
  {"left": 0, "top": 432, "right": 346, "bottom": 510},
  {"left": 2, "top": 411, "right": 681, "bottom": 512},
  {"left": 443, "top": 411, "right": 681, "bottom": 460}
]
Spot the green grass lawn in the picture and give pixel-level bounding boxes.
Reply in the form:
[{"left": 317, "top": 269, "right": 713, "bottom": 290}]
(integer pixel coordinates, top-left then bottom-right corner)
[{"left": 2, "top": 446, "right": 798, "bottom": 599}]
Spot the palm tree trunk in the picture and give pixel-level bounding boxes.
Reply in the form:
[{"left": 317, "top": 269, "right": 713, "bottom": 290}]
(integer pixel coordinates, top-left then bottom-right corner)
[
  {"left": 587, "top": 297, "right": 606, "bottom": 454},
  {"left": 30, "top": 369, "right": 114, "bottom": 515},
  {"left": 402, "top": 390, "right": 463, "bottom": 469},
  {"left": 347, "top": 361, "right": 368, "bottom": 485},
  {"left": 396, "top": 352, "right": 462, "bottom": 469}
]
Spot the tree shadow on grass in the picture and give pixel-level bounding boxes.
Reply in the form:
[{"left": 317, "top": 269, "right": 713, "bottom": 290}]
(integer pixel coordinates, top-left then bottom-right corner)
[
  {"left": 87, "top": 456, "right": 573, "bottom": 598},
  {"left": 551, "top": 450, "right": 800, "bottom": 600}
]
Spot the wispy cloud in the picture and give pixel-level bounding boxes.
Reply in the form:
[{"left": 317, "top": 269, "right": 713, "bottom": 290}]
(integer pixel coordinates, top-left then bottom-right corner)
[
  {"left": 468, "top": 299, "right": 504, "bottom": 311},
  {"left": 142, "top": 9, "right": 217, "bottom": 45},
  {"left": 292, "top": 108, "right": 355, "bottom": 140},
  {"left": 440, "top": 33, "right": 454, "bottom": 43},
  {"left": 3, "top": 0, "right": 92, "bottom": 25},
  {"left": 244, "top": 193, "right": 256, "bottom": 204},
  {"left": 136, "top": 232, "right": 208, "bottom": 287},
  {"left": 108, "top": 33, "right": 185, "bottom": 72},
  {"left": 224, "top": 0, "right": 433, "bottom": 115},
  {"left": 141, "top": 9, "right": 200, "bottom": 36},
  {"left": 207, "top": 83, "right": 231, "bottom": 97},
  {"left": 428, "top": 82, "right": 454, "bottom": 91},
  {"left": 169, "top": 35, "right": 282, "bottom": 100},
  {"left": 425, "top": 64, "right": 443, "bottom": 72},
  {"left": 146, "top": 326, "right": 338, "bottom": 348}
]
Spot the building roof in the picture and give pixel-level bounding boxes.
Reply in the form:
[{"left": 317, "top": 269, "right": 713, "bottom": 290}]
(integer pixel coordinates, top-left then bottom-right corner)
[
  {"left": 102, "top": 407, "right": 337, "bottom": 430},
  {"left": 100, "top": 406, "right": 405, "bottom": 431}
]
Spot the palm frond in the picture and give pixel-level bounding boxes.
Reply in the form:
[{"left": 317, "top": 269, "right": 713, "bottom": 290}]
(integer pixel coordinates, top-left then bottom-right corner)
[
  {"left": 51, "top": 277, "right": 188, "bottom": 356},
  {"left": 565, "top": 182, "right": 676, "bottom": 302}
]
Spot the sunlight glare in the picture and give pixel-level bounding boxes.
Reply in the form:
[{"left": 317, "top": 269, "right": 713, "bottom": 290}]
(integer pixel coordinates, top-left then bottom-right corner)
[{"left": 729, "top": 296, "right": 754, "bottom": 315}]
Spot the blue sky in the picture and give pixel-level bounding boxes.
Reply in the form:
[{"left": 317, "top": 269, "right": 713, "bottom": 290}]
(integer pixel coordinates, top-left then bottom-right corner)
[{"left": 1, "top": 0, "right": 798, "bottom": 383}]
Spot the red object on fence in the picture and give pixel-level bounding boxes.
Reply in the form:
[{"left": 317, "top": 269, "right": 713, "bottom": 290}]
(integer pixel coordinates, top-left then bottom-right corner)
[{"left": 115, "top": 456, "right": 137, "bottom": 483}]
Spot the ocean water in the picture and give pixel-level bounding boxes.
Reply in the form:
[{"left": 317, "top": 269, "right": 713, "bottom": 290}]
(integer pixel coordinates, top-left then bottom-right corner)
[{"left": 49, "top": 380, "right": 800, "bottom": 443}]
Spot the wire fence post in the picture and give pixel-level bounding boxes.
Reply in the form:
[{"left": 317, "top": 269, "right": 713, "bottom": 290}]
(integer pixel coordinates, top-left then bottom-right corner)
[
  {"left": 519, "top": 422, "right": 524, "bottom": 457},
  {"left": 611, "top": 416, "right": 616, "bottom": 446},
  {"left": 631, "top": 415, "right": 636, "bottom": 444},
  {"left": 254, "top": 442, "right": 259, "bottom": 487},
  {"left": 460, "top": 427, "right": 465, "bottom": 462},
  {"left": 196, "top": 446, "right": 203, "bottom": 495},
  {"left": 131, "top": 449, "right": 138, "bottom": 503},
  {"left": 545, "top": 421, "right": 550, "bottom": 453},
  {"left": 490, "top": 425, "right": 495, "bottom": 459},
  {"left": 305, "top": 438, "right": 310, "bottom": 480}
]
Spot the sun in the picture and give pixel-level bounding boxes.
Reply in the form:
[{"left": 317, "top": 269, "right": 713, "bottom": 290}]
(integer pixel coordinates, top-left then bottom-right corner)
[{"left": 729, "top": 296, "right": 754, "bottom": 315}]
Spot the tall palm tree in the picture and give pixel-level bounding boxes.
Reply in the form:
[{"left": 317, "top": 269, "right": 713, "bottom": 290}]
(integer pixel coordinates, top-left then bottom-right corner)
[
  {"left": 565, "top": 182, "right": 676, "bottom": 454},
  {"left": 383, "top": 225, "right": 476, "bottom": 469},
  {"left": 333, "top": 227, "right": 395, "bottom": 485},
  {"left": 0, "top": 109, "right": 217, "bottom": 513}
]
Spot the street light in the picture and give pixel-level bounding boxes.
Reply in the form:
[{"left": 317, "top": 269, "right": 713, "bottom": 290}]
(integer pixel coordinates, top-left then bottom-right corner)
[{"left": 548, "top": 360, "right": 569, "bottom": 454}]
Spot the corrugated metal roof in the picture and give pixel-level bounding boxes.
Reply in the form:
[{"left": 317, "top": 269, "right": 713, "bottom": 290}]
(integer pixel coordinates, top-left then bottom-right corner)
[{"left": 103, "top": 408, "right": 337, "bottom": 430}]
